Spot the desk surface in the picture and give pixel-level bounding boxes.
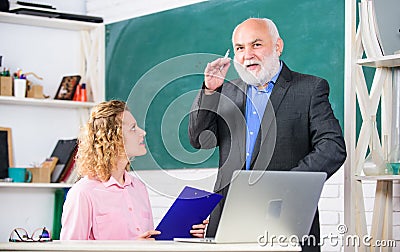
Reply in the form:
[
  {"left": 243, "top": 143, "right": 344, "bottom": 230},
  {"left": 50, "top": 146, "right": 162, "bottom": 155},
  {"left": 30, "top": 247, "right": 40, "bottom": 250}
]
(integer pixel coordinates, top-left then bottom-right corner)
[{"left": 0, "top": 240, "right": 301, "bottom": 252}]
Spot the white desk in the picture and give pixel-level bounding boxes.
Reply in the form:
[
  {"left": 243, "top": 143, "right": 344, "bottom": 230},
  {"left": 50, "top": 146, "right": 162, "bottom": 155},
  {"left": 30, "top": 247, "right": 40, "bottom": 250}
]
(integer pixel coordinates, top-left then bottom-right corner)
[{"left": 0, "top": 240, "right": 301, "bottom": 252}]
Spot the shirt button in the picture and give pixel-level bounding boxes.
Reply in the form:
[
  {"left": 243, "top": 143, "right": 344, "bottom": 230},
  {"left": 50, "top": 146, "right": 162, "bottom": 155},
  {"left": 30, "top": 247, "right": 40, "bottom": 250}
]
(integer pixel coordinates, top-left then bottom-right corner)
[
  {"left": 246, "top": 153, "right": 250, "bottom": 156},
  {"left": 250, "top": 132, "right": 254, "bottom": 135},
  {"left": 136, "top": 227, "right": 140, "bottom": 231},
  {"left": 129, "top": 207, "right": 132, "bottom": 211},
  {"left": 252, "top": 111, "right": 257, "bottom": 115}
]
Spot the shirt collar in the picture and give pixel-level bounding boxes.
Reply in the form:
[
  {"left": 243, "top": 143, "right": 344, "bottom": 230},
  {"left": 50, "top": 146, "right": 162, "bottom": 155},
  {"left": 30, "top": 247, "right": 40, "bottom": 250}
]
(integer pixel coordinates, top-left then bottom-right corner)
[
  {"left": 103, "top": 171, "right": 134, "bottom": 188},
  {"left": 270, "top": 60, "right": 283, "bottom": 84}
]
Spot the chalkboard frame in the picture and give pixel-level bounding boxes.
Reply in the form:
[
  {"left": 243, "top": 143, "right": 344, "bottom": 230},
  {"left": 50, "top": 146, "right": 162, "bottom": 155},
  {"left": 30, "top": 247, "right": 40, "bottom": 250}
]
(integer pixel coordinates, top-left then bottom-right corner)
[{"left": 0, "top": 127, "right": 13, "bottom": 178}]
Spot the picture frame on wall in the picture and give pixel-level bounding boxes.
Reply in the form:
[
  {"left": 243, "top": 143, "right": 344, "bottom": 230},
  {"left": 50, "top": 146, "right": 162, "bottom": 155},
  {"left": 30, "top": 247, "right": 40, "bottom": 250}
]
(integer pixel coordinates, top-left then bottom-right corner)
[{"left": 54, "top": 75, "right": 81, "bottom": 100}]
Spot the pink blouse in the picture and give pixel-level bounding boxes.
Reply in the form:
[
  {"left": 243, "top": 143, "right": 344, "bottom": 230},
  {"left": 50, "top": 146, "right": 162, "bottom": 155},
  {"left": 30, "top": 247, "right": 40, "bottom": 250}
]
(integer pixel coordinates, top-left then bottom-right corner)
[{"left": 60, "top": 171, "right": 154, "bottom": 240}]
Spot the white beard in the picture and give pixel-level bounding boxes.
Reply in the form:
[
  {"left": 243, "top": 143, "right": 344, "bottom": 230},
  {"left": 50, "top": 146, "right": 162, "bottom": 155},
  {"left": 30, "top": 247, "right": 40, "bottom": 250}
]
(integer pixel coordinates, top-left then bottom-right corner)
[{"left": 234, "top": 49, "right": 280, "bottom": 87}]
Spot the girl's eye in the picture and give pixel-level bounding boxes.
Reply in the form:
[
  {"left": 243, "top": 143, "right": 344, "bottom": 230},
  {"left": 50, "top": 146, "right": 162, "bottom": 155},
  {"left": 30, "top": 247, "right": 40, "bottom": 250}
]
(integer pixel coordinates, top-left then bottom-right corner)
[{"left": 131, "top": 125, "right": 136, "bottom": 131}]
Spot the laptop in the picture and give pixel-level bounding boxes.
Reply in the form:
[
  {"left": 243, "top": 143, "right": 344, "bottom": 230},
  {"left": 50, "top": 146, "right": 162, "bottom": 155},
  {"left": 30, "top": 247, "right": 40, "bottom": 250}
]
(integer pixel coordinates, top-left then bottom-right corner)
[{"left": 174, "top": 170, "right": 327, "bottom": 243}]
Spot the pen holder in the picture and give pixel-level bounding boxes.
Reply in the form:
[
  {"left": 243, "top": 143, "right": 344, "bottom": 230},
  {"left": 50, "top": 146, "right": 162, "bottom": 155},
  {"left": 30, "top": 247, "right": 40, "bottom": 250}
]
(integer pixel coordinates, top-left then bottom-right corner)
[
  {"left": 0, "top": 76, "right": 13, "bottom": 96},
  {"left": 14, "top": 79, "right": 27, "bottom": 98}
]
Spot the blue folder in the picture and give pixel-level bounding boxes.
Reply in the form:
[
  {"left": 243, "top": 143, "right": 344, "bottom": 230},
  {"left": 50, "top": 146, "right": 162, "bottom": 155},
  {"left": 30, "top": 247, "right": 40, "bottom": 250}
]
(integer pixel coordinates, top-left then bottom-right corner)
[{"left": 154, "top": 186, "right": 223, "bottom": 240}]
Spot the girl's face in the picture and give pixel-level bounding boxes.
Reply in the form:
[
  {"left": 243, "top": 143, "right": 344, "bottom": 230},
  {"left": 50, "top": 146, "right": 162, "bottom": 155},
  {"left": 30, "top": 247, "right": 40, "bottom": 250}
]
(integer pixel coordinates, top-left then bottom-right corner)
[{"left": 121, "top": 110, "right": 147, "bottom": 159}]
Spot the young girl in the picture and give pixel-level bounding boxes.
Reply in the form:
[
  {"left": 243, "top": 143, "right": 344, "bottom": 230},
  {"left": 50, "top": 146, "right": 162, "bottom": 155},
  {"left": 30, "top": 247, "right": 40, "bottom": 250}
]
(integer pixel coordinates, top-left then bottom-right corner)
[{"left": 60, "top": 100, "right": 206, "bottom": 240}]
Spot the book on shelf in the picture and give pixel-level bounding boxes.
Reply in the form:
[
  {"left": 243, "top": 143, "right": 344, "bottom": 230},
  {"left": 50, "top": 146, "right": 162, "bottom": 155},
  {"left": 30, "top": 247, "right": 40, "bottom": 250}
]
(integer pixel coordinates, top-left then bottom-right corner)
[
  {"left": 9, "top": 1, "right": 104, "bottom": 23},
  {"left": 50, "top": 139, "right": 78, "bottom": 183},
  {"left": 58, "top": 147, "right": 77, "bottom": 183},
  {"left": 64, "top": 166, "right": 80, "bottom": 184}
]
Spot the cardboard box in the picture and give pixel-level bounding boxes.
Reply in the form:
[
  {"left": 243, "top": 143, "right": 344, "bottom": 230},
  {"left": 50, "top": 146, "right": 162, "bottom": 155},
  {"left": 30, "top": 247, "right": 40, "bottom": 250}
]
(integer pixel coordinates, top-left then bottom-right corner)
[
  {"left": 0, "top": 76, "right": 13, "bottom": 96},
  {"left": 28, "top": 166, "right": 52, "bottom": 183},
  {"left": 28, "top": 157, "right": 58, "bottom": 183}
]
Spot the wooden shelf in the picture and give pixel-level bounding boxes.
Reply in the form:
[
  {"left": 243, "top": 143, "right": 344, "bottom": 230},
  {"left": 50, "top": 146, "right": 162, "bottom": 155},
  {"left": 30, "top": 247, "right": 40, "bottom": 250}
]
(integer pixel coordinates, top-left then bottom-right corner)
[
  {"left": 0, "top": 12, "right": 102, "bottom": 31},
  {"left": 357, "top": 54, "right": 400, "bottom": 68},
  {"left": 0, "top": 96, "right": 95, "bottom": 109},
  {"left": 0, "top": 182, "right": 73, "bottom": 188},
  {"left": 355, "top": 175, "right": 400, "bottom": 181}
]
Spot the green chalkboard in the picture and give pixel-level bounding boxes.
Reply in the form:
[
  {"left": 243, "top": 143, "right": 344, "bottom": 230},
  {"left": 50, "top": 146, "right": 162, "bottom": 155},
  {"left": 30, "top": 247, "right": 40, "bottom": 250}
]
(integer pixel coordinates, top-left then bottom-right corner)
[{"left": 105, "top": 0, "right": 345, "bottom": 170}]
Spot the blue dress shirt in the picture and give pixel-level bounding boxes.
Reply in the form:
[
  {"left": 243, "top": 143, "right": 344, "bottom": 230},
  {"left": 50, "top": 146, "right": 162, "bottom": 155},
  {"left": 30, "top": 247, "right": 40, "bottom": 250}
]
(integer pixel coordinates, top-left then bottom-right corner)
[{"left": 245, "top": 62, "right": 282, "bottom": 170}]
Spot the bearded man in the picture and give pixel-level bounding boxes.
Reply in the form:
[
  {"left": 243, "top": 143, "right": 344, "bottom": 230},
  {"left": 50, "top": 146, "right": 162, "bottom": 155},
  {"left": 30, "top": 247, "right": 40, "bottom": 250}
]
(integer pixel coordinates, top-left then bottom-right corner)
[{"left": 188, "top": 18, "right": 346, "bottom": 252}]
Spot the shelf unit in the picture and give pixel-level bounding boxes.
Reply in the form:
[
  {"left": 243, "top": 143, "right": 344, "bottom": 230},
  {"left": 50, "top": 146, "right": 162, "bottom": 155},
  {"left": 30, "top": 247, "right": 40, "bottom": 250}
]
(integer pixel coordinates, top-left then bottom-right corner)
[
  {"left": 344, "top": 1, "right": 400, "bottom": 251},
  {"left": 0, "top": 12, "right": 105, "bottom": 242}
]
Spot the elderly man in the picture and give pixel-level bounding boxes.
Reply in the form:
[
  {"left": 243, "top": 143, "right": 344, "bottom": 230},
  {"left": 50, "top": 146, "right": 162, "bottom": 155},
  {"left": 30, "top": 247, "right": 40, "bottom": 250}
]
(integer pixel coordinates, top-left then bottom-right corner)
[{"left": 188, "top": 18, "right": 346, "bottom": 252}]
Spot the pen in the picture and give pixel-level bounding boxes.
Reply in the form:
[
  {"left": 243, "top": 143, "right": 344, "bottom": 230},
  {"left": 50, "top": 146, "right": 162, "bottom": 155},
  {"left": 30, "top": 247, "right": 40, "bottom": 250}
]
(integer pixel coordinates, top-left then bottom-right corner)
[{"left": 219, "top": 49, "right": 230, "bottom": 71}]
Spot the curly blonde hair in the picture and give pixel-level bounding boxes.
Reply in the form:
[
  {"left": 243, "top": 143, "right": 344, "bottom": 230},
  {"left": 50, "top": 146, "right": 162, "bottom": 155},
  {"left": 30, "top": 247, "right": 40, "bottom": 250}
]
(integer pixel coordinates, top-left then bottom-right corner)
[{"left": 76, "top": 100, "right": 128, "bottom": 182}]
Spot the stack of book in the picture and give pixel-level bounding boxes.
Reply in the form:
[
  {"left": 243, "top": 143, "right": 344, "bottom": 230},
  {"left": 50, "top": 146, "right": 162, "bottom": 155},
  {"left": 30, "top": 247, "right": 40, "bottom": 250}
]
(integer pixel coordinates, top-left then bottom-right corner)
[
  {"left": 9, "top": 1, "right": 104, "bottom": 23},
  {"left": 50, "top": 139, "right": 79, "bottom": 183}
]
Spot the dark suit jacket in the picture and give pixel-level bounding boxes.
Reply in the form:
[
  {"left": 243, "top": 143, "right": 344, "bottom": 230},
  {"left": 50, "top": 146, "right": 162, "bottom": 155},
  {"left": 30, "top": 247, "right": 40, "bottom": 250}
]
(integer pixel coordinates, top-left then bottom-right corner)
[{"left": 188, "top": 62, "right": 346, "bottom": 252}]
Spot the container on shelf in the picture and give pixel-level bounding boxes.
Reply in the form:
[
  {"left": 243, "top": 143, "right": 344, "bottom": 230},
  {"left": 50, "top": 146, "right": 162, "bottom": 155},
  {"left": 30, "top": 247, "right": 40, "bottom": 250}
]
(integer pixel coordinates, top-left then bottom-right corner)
[
  {"left": 363, "top": 116, "right": 391, "bottom": 176},
  {"left": 388, "top": 146, "right": 400, "bottom": 175}
]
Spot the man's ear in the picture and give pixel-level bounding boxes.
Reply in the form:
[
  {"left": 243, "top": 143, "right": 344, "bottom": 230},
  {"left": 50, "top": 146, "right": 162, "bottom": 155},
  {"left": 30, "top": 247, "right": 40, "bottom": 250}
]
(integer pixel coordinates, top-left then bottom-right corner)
[{"left": 276, "top": 38, "right": 284, "bottom": 56}]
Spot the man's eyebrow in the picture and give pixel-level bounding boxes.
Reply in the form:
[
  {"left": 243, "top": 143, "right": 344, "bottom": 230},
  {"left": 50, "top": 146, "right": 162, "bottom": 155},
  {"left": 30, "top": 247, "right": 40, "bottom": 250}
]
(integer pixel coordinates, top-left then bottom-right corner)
[
  {"left": 251, "top": 38, "right": 263, "bottom": 43},
  {"left": 234, "top": 38, "right": 263, "bottom": 47}
]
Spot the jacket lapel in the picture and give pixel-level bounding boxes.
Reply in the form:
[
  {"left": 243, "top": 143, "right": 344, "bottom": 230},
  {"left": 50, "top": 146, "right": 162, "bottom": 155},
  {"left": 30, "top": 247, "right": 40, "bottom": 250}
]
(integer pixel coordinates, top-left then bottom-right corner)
[{"left": 233, "top": 80, "right": 247, "bottom": 167}]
